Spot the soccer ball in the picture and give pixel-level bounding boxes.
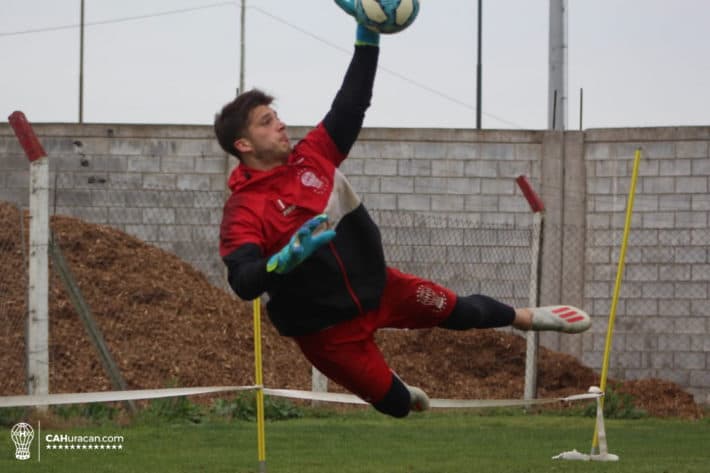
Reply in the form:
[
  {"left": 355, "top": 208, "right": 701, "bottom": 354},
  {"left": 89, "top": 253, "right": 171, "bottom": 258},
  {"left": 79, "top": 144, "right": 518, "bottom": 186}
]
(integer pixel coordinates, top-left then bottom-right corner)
[{"left": 355, "top": 0, "right": 420, "bottom": 34}]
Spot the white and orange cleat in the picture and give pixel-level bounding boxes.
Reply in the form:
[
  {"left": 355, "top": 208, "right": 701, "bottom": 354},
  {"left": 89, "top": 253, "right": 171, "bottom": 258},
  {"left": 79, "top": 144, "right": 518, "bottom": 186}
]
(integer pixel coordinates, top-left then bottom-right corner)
[{"left": 531, "top": 306, "right": 591, "bottom": 334}]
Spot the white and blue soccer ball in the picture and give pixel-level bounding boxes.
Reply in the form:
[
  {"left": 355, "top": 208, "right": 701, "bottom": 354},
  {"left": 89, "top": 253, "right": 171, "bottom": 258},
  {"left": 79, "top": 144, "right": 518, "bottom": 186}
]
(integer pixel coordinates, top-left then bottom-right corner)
[{"left": 355, "top": 0, "right": 420, "bottom": 34}]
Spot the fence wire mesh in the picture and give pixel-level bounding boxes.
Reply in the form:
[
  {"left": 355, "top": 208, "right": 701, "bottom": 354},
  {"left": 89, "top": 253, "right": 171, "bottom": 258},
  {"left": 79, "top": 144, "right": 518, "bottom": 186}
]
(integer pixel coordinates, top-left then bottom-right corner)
[{"left": 0, "top": 201, "right": 28, "bottom": 395}]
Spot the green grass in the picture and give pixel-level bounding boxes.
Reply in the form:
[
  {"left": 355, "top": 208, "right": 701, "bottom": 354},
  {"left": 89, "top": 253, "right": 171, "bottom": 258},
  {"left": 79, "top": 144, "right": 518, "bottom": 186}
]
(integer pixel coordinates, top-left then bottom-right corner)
[{"left": 1, "top": 408, "right": 708, "bottom": 473}]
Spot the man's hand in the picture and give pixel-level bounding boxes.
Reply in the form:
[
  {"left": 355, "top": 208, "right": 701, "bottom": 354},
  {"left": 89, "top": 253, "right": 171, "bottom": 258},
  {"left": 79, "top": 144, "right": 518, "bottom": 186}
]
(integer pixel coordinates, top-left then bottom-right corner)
[
  {"left": 266, "top": 214, "right": 336, "bottom": 274},
  {"left": 334, "top": 0, "right": 380, "bottom": 46}
]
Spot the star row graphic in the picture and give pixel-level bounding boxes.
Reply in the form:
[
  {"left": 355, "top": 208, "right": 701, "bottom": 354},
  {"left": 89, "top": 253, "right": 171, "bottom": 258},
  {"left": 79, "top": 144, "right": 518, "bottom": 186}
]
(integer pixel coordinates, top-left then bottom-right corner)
[{"left": 46, "top": 444, "right": 123, "bottom": 451}]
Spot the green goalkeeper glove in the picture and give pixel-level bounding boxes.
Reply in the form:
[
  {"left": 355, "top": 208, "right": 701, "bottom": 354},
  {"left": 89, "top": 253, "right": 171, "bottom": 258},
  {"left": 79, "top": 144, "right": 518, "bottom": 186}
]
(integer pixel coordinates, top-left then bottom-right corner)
[
  {"left": 334, "top": 0, "right": 380, "bottom": 46},
  {"left": 266, "top": 214, "right": 336, "bottom": 274}
]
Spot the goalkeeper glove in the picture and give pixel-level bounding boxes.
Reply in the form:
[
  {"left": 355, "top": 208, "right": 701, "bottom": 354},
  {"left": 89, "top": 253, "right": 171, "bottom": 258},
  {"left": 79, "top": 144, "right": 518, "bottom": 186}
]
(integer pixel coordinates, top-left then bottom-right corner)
[
  {"left": 266, "top": 214, "right": 336, "bottom": 274},
  {"left": 334, "top": 0, "right": 380, "bottom": 47}
]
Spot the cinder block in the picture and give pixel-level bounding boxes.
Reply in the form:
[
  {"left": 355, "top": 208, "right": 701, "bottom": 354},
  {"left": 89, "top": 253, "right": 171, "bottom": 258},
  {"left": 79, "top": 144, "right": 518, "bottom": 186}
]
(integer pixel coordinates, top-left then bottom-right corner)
[
  {"left": 432, "top": 160, "right": 464, "bottom": 177},
  {"left": 143, "top": 174, "right": 176, "bottom": 190},
  {"left": 395, "top": 228, "right": 430, "bottom": 245},
  {"left": 397, "top": 158, "right": 430, "bottom": 177},
  {"left": 675, "top": 282, "right": 708, "bottom": 299},
  {"left": 196, "top": 157, "right": 227, "bottom": 173},
  {"left": 413, "top": 142, "right": 446, "bottom": 160},
  {"left": 675, "top": 176, "right": 707, "bottom": 193},
  {"left": 109, "top": 139, "right": 145, "bottom": 156},
  {"left": 659, "top": 159, "right": 691, "bottom": 176},
  {"left": 691, "top": 158, "right": 710, "bottom": 174},
  {"left": 109, "top": 173, "right": 142, "bottom": 189},
  {"left": 464, "top": 160, "right": 497, "bottom": 178},
  {"left": 431, "top": 195, "right": 464, "bottom": 212},
  {"left": 381, "top": 176, "right": 413, "bottom": 193},
  {"left": 176, "top": 208, "right": 212, "bottom": 225},
  {"left": 480, "top": 143, "right": 515, "bottom": 160},
  {"left": 364, "top": 159, "right": 397, "bottom": 176},
  {"left": 676, "top": 141, "right": 708, "bottom": 159},
  {"left": 412, "top": 245, "right": 446, "bottom": 263},
  {"left": 658, "top": 334, "right": 691, "bottom": 351},
  {"left": 128, "top": 156, "right": 160, "bottom": 173},
  {"left": 397, "top": 194, "right": 430, "bottom": 211},
  {"left": 177, "top": 174, "right": 211, "bottom": 191},
  {"left": 643, "top": 142, "right": 675, "bottom": 159},
  {"left": 125, "top": 224, "right": 158, "bottom": 242},
  {"left": 430, "top": 228, "right": 463, "bottom": 246},
  {"left": 446, "top": 143, "right": 479, "bottom": 160},
  {"left": 691, "top": 195, "right": 710, "bottom": 211},
  {"left": 161, "top": 156, "right": 195, "bottom": 173},
  {"left": 677, "top": 209, "right": 709, "bottom": 227},
  {"left": 158, "top": 225, "right": 193, "bottom": 242},
  {"left": 642, "top": 176, "right": 674, "bottom": 193},
  {"left": 690, "top": 370, "right": 710, "bottom": 388},
  {"left": 463, "top": 195, "right": 495, "bottom": 212},
  {"left": 143, "top": 207, "right": 175, "bottom": 225},
  {"left": 108, "top": 207, "right": 142, "bottom": 224},
  {"left": 659, "top": 229, "right": 690, "bottom": 245},
  {"left": 659, "top": 194, "right": 691, "bottom": 211},
  {"left": 642, "top": 212, "right": 674, "bottom": 229},
  {"left": 585, "top": 143, "right": 612, "bottom": 160},
  {"left": 363, "top": 193, "right": 396, "bottom": 210},
  {"left": 659, "top": 298, "right": 691, "bottom": 318},
  {"left": 481, "top": 178, "right": 515, "bottom": 195}
]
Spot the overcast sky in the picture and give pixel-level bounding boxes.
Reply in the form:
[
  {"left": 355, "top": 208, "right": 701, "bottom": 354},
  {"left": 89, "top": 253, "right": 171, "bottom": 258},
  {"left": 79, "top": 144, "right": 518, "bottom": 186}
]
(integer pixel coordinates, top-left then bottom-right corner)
[{"left": 1, "top": 0, "right": 709, "bottom": 130}]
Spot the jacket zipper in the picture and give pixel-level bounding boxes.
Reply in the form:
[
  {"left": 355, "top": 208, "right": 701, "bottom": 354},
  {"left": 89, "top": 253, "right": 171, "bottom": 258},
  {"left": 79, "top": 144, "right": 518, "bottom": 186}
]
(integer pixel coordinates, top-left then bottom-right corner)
[{"left": 329, "top": 242, "right": 364, "bottom": 315}]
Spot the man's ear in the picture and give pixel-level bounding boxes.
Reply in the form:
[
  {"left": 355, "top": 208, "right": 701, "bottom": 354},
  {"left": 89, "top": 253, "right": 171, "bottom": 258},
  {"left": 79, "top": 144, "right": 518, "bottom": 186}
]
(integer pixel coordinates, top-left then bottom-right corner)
[{"left": 234, "top": 137, "right": 252, "bottom": 154}]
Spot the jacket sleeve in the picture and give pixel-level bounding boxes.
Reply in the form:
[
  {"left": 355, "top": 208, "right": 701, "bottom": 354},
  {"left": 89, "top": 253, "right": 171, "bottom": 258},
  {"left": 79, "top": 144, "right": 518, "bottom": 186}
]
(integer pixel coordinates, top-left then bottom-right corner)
[
  {"left": 223, "top": 243, "right": 277, "bottom": 301},
  {"left": 322, "top": 44, "right": 379, "bottom": 156}
]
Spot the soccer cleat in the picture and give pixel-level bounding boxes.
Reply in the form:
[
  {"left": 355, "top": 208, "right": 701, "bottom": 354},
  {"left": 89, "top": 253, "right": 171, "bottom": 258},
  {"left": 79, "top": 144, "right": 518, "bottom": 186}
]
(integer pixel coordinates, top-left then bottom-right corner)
[
  {"left": 407, "top": 385, "right": 430, "bottom": 412},
  {"left": 530, "top": 306, "right": 591, "bottom": 334}
]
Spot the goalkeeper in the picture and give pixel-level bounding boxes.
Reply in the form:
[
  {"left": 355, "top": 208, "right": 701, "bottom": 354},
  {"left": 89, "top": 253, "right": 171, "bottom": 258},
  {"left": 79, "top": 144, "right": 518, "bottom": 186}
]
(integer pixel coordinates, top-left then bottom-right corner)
[{"left": 215, "top": 0, "right": 591, "bottom": 418}]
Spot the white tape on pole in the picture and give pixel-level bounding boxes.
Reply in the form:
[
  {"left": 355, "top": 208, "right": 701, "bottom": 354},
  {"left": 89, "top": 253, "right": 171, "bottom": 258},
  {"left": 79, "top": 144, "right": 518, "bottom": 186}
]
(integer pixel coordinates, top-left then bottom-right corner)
[{"left": 0, "top": 386, "right": 602, "bottom": 409}]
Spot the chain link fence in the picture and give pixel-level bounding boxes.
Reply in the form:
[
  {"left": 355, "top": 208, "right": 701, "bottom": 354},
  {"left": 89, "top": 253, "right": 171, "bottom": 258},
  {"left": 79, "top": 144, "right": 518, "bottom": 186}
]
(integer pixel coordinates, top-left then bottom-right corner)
[{"left": 0, "top": 201, "right": 28, "bottom": 396}]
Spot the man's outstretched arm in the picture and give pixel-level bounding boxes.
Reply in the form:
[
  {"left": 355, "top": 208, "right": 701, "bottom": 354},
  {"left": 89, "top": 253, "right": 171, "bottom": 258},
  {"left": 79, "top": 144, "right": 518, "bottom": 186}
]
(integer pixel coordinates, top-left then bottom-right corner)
[{"left": 322, "top": 24, "right": 380, "bottom": 156}]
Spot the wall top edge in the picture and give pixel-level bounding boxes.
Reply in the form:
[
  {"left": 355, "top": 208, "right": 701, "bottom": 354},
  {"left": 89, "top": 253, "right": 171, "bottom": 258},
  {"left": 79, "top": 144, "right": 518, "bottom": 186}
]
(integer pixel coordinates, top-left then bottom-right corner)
[{"left": 0, "top": 123, "right": 708, "bottom": 143}]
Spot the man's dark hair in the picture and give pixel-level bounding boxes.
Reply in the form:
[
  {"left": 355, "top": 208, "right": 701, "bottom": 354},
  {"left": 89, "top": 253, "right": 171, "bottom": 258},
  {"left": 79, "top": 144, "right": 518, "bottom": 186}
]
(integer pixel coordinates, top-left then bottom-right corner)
[{"left": 214, "top": 88, "right": 274, "bottom": 160}]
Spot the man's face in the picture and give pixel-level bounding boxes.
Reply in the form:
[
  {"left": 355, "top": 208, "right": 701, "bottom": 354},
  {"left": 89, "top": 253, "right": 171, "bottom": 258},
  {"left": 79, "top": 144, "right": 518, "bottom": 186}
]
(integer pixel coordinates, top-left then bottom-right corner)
[{"left": 237, "top": 105, "right": 291, "bottom": 169}]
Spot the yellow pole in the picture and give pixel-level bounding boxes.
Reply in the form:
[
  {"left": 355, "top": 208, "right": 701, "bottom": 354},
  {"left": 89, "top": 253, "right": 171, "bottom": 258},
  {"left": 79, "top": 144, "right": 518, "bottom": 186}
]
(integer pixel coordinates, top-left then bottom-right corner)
[
  {"left": 253, "top": 298, "right": 267, "bottom": 472},
  {"left": 591, "top": 147, "right": 642, "bottom": 454}
]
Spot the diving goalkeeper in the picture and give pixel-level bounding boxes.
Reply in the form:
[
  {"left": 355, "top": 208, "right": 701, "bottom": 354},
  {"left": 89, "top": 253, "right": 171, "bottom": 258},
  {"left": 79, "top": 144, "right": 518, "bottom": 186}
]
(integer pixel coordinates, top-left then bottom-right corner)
[{"left": 215, "top": 0, "right": 591, "bottom": 418}]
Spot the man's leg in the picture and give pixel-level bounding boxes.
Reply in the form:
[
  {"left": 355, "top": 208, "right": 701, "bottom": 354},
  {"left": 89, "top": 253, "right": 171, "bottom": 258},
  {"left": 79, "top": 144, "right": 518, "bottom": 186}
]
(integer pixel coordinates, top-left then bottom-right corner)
[
  {"left": 439, "top": 295, "right": 590, "bottom": 334},
  {"left": 294, "top": 318, "right": 422, "bottom": 418}
]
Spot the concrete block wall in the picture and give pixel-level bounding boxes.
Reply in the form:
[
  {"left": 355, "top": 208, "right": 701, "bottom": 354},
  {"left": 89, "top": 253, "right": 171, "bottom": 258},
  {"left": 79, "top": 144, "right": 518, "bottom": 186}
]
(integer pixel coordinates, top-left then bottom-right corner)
[
  {"left": 0, "top": 124, "right": 231, "bottom": 287},
  {"left": 583, "top": 128, "right": 710, "bottom": 403},
  {"left": 2, "top": 123, "right": 710, "bottom": 403}
]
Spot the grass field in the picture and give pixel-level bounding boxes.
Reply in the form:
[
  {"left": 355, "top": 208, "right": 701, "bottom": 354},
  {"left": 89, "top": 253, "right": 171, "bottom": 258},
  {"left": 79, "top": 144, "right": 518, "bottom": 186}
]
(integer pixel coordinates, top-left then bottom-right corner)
[{"left": 2, "top": 404, "right": 708, "bottom": 473}]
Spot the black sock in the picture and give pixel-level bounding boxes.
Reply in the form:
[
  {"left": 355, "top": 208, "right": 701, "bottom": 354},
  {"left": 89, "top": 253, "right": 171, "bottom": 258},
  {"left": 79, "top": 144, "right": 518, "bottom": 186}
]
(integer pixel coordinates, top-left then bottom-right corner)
[
  {"left": 439, "top": 294, "right": 515, "bottom": 330},
  {"left": 372, "top": 373, "right": 411, "bottom": 418}
]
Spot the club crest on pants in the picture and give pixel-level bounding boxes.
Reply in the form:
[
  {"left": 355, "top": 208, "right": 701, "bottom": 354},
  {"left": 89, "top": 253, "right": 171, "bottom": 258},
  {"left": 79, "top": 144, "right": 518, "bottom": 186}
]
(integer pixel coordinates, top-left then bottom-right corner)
[{"left": 416, "top": 285, "right": 447, "bottom": 313}]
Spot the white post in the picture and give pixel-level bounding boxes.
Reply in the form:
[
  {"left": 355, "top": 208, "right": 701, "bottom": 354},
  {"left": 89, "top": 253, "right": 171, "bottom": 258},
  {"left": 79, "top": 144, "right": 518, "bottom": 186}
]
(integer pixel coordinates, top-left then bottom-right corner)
[
  {"left": 9, "top": 112, "right": 50, "bottom": 402},
  {"left": 311, "top": 366, "right": 328, "bottom": 406},
  {"left": 524, "top": 212, "right": 543, "bottom": 400},
  {"left": 515, "top": 176, "right": 545, "bottom": 401}
]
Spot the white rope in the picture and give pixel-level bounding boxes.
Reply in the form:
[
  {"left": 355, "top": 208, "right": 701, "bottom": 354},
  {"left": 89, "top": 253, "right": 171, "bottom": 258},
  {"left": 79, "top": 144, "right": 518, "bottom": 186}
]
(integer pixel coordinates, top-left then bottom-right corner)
[
  {"left": 0, "top": 386, "right": 602, "bottom": 409},
  {"left": 0, "top": 386, "right": 259, "bottom": 408}
]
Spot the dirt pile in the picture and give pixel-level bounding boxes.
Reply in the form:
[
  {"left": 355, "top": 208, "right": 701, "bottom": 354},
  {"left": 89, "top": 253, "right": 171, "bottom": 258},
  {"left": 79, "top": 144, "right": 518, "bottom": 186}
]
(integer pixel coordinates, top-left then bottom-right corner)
[{"left": 0, "top": 201, "right": 703, "bottom": 419}]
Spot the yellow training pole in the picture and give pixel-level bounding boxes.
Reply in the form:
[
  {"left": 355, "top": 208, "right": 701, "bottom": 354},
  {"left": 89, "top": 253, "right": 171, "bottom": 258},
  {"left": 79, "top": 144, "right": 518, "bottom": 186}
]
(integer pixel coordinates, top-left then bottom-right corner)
[
  {"left": 253, "top": 299, "right": 267, "bottom": 472},
  {"left": 591, "top": 147, "right": 642, "bottom": 454}
]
